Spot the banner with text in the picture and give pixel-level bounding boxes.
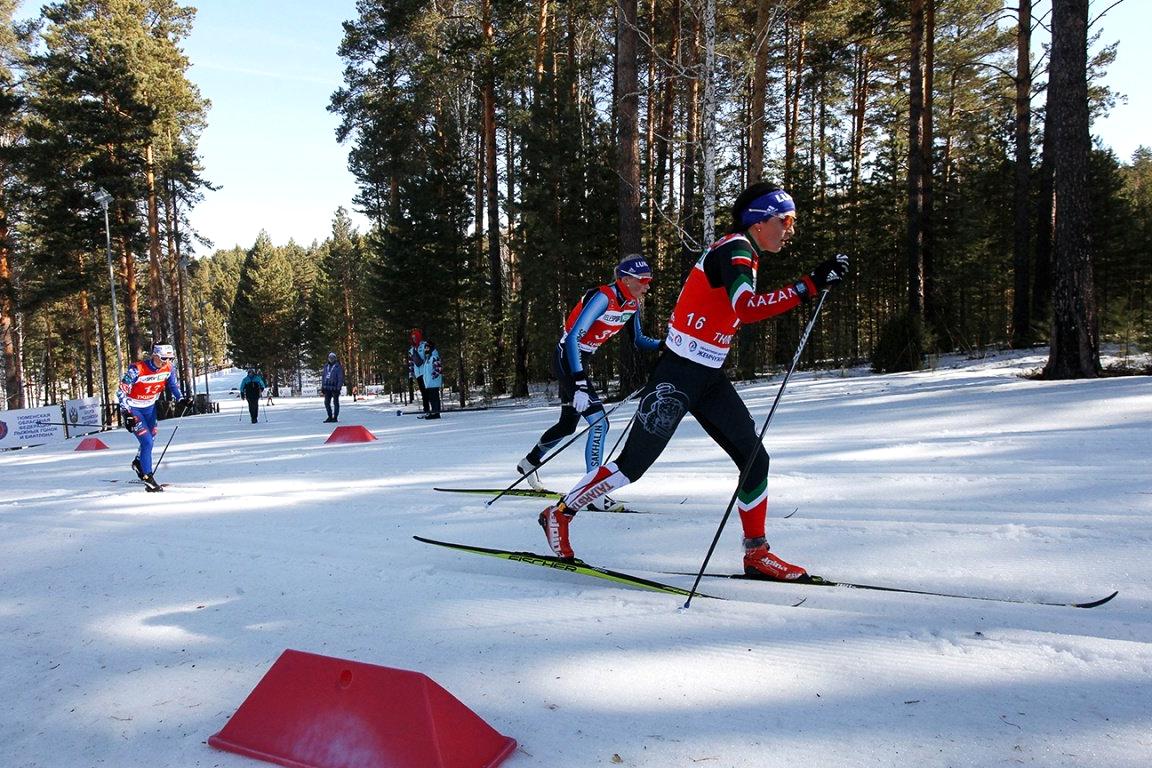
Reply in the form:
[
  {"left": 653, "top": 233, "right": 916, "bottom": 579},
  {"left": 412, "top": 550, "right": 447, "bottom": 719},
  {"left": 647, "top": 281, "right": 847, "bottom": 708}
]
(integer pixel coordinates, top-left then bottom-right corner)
[
  {"left": 63, "top": 397, "right": 105, "bottom": 437},
  {"left": 0, "top": 406, "right": 67, "bottom": 450}
]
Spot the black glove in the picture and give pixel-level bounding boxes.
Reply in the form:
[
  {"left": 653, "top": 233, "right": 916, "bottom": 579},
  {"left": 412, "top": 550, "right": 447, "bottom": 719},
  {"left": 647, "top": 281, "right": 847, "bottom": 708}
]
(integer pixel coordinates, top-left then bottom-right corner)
[
  {"left": 123, "top": 412, "right": 137, "bottom": 432},
  {"left": 178, "top": 396, "right": 194, "bottom": 412},
  {"left": 808, "top": 253, "right": 850, "bottom": 290},
  {"left": 571, "top": 375, "right": 599, "bottom": 414}
]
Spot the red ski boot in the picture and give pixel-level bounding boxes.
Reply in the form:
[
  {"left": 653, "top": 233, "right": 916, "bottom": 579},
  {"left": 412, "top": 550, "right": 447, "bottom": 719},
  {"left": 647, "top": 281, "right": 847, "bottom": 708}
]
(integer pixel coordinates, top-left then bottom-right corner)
[
  {"left": 743, "top": 539, "right": 806, "bottom": 581},
  {"left": 538, "top": 503, "right": 575, "bottom": 560}
]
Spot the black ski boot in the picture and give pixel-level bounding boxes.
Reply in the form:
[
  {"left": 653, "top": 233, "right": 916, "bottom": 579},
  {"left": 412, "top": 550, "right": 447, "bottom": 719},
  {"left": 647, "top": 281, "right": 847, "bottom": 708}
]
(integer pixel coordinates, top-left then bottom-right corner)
[
  {"left": 131, "top": 457, "right": 145, "bottom": 480},
  {"left": 141, "top": 473, "right": 164, "bottom": 492}
]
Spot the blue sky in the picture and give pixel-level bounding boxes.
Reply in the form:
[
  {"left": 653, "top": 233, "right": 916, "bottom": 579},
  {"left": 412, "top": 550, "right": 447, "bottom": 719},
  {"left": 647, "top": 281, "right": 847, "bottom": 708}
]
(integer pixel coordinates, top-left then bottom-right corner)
[
  {"left": 16, "top": 0, "right": 1152, "bottom": 253},
  {"left": 180, "top": 0, "right": 367, "bottom": 252}
]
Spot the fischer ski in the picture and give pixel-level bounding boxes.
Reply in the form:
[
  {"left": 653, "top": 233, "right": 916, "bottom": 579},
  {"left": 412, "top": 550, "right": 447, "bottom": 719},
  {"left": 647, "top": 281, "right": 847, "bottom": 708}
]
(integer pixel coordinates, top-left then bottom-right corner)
[
  {"left": 435, "top": 487, "right": 561, "bottom": 499},
  {"left": 669, "top": 571, "right": 1117, "bottom": 609},
  {"left": 433, "top": 487, "right": 646, "bottom": 513},
  {"left": 415, "top": 536, "right": 720, "bottom": 599}
]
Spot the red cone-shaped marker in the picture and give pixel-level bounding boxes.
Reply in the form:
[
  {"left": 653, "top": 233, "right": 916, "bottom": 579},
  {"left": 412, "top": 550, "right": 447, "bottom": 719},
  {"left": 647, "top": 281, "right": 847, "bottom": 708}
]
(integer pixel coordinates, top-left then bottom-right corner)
[
  {"left": 324, "top": 425, "right": 377, "bottom": 444},
  {"left": 209, "top": 649, "right": 516, "bottom": 768},
  {"left": 74, "top": 436, "right": 109, "bottom": 451}
]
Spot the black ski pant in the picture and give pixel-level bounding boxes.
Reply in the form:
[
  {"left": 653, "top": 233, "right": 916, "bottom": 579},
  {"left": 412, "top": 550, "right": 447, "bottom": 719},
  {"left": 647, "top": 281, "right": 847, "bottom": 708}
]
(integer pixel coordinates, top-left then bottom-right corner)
[
  {"left": 417, "top": 376, "right": 430, "bottom": 413},
  {"left": 324, "top": 390, "right": 341, "bottom": 419},
  {"left": 614, "top": 352, "right": 769, "bottom": 498},
  {"left": 245, "top": 395, "right": 260, "bottom": 423}
]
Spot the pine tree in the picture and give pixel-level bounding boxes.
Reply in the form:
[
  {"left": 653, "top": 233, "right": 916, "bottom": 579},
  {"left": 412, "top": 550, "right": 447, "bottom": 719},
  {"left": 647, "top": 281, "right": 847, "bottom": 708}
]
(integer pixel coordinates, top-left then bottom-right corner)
[{"left": 228, "top": 233, "right": 298, "bottom": 376}]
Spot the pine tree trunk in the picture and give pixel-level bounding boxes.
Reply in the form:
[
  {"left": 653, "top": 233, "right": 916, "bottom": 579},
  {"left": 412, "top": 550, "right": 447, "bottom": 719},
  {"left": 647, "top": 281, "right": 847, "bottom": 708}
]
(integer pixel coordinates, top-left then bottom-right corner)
[
  {"left": 0, "top": 211, "right": 22, "bottom": 409},
  {"left": 1043, "top": 0, "right": 1099, "bottom": 378},
  {"left": 1032, "top": 106, "right": 1054, "bottom": 337},
  {"left": 921, "top": 1, "right": 937, "bottom": 342},
  {"left": 616, "top": 0, "right": 644, "bottom": 396},
  {"left": 748, "top": 0, "right": 770, "bottom": 183},
  {"left": 906, "top": 0, "right": 926, "bottom": 318},
  {"left": 166, "top": 176, "right": 193, "bottom": 393},
  {"left": 654, "top": 0, "right": 678, "bottom": 214},
  {"left": 1011, "top": 0, "right": 1034, "bottom": 348},
  {"left": 616, "top": 0, "right": 642, "bottom": 256},
  {"left": 681, "top": 18, "right": 699, "bottom": 271},
  {"left": 115, "top": 204, "right": 143, "bottom": 359},
  {"left": 784, "top": 15, "right": 806, "bottom": 187},
  {"left": 145, "top": 142, "right": 166, "bottom": 343},
  {"left": 482, "top": 0, "right": 505, "bottom": 394},
  {"left": 700, "top": 0, "right": 718, "bottom": 244}
]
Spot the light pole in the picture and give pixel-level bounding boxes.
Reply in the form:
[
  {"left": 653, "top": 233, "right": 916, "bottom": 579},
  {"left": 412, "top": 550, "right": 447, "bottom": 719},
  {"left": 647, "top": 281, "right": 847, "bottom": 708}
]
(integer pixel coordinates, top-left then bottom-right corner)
[{"left": 93, "top": 187, "right": 123, "bottom": 374}]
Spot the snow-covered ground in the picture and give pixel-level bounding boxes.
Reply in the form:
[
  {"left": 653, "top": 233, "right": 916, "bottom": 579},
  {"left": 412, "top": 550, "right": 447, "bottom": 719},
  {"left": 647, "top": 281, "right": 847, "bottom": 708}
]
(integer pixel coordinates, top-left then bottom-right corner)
[{"left": 2, "top": 351, "right": 1150, "bottom": 768}]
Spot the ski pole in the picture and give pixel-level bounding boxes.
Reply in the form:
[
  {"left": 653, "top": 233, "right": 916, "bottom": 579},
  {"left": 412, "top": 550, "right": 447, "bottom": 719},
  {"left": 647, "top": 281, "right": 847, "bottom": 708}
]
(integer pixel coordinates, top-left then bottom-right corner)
[
  {"left": 487, "top": 385, "right": 644, "bottom": 506},
  {"left": 36, "top": 421, "right": 106, "bottom": 428},
  {"left": 683, "top": 289, "right": 830, "bottom": 609},
  {"left": 152, "top": 424, "right": 179, "bottom": 475}
]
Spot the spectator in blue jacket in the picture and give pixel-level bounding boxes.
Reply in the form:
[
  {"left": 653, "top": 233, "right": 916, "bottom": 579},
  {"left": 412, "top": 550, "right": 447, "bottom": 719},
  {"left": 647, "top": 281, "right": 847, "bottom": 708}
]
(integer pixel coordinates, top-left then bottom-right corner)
[
  {"left": 407, "top": 328, "right": 428, "bottom": 414},
  {"left": 321, "top": 351, "right": 345, "bottom": 423},
  {"left": 422, "top": 339, "right": 443, "bottom": 419},
  {"left": 239, "top": 368, "right": 266, "bottom": 423}
]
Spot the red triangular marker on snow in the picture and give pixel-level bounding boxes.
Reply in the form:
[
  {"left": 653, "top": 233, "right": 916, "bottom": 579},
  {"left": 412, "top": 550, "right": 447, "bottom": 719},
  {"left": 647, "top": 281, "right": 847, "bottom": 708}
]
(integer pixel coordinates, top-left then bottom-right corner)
[
  {"left": 208, "top": 649, "right": 517, "bottom": 768},
  {"left": 324, "top": 425, "right": 377, "bottom": 444},
  {"left": 74, "top": 436, "right": 109, "bottom": 451}
]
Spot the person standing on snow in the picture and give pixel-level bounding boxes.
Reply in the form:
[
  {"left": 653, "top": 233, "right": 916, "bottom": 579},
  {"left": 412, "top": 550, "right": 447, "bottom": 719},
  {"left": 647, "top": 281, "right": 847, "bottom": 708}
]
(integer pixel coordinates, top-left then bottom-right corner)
[
  {"left": 239, "top": 368, "right": 266, "bottom": 423},
  {"left": 537, "top": 185, "right": 850, "bottom": 579},
  {"left": 421, "top": 338, "right": 443, "bottom": 419},
  {"left": 515, "top": 254, "right": 661, "bottom": 511},
  {"left": 118, "top": 343, "right": 190, "bottom": 492},
  {"left": 407, "top": 329, "right": 429, "bottom": 415},
  {"left": 321, "top": 352, "right": 345, "bottom": 423}
]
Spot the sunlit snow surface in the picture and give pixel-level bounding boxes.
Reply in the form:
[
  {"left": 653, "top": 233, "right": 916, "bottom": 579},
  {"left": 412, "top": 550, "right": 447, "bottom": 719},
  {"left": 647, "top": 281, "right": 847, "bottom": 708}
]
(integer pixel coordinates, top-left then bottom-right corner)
[{"left": 1, "top": 352, "right": 1150, "bottom": 767}]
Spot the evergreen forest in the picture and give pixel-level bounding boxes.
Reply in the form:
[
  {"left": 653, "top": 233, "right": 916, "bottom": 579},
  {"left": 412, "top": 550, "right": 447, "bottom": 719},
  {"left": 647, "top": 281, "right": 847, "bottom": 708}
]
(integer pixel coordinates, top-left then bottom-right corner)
[{"left": 1, "top": 0, "right": 1149, "bottom": 415}]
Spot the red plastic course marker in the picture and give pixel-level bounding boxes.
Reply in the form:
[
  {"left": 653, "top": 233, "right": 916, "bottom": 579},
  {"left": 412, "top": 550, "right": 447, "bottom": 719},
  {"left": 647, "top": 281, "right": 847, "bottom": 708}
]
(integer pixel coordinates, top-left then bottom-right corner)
[
  {"left": 324, "top": 425, "right": 378, "bottom": 444},
  {"left": 209, "top": 649, "right": 517, "bottom": 768},
  {"left": 74, "top": 436, "right": 109, "bottom": 451}
]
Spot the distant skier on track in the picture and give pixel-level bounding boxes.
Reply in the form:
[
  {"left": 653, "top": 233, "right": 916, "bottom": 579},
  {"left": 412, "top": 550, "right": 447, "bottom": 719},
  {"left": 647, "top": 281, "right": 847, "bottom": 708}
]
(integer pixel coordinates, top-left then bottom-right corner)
[
  {"left": 118, "top": 343, "right": 188, "bottom": 491},
  {"left": 515, "top": 255, "right": 661, "bottom": 511},
  {"left": 537, "top": 185, "right": 850, "bottom": 579}
]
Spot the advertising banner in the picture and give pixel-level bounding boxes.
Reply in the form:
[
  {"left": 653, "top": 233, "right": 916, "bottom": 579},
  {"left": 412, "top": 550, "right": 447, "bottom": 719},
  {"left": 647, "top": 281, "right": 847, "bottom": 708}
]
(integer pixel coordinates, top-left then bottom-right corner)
[
  {"left": 0, "top": 407, "right": 67, "bottom": 450},
  {"left": 63, "top": 397, "right": 105, "bottom": 437}
]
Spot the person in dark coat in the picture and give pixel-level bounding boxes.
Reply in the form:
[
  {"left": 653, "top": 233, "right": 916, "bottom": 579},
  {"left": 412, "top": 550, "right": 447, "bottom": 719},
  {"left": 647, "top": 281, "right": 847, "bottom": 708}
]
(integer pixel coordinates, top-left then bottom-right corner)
[
  {"left": 321, "top": 352, "right": 345, "bottom": 423},
  {"left": 239, "top": 368, "right": 266, "bottom": 423}
]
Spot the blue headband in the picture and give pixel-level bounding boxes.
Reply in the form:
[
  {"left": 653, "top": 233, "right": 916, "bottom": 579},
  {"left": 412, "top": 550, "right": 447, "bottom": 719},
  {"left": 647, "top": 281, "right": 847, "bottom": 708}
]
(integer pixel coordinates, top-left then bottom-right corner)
[
  {"left": 740, "top": 190, "right": 796, "bottom": 228},
  {"left": 616, "top": 256, "right": 652, "bottom": 281}
]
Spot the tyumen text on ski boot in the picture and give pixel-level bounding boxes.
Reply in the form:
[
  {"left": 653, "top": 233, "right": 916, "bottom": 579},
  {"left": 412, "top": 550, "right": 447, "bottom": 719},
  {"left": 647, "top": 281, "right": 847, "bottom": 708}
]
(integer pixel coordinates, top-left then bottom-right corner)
[{"left": 538, "top": 502, "right": 575, "bottom": 559}]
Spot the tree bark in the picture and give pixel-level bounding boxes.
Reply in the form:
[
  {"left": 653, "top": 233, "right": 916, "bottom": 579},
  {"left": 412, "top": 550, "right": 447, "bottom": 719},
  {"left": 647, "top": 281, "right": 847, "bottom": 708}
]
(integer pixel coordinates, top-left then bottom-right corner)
[
  {"left": 616, "top": 0, "right": 642, "bottom": 256},
  {"left": 481, "top": 0, "right": 506, "bottom": 393},
  {"left": 115, "top": 203, "right": 143, "bottom": 359},
  {"left": 748, "top": 0, "right": 772, "bottom": 183},
  {"left": 145, "top": 142, "right": 166, "bottom": 343},
  {"left": 681, "top": 17, "right": 699, "bottom": 270},
  {"left": 906, "top": 0, "right": 926, "bottom": 318},
  {"left": 1011, "top": 0, "right": 1034, "bottom": 348},
  {"left": 0, "top": 203, "right": 23, "bottom": 409},
  {"left": 700, "top": 0, "right": 718, "bottom": 244},
  {"left": 921, "top": 1, "right": 937, "bottom": 338},
  {"left": 616, "top": 0, "right": 644, "bottom": 395},
  {"left": 1043, "top": 0, "right": 1099, "bottom": 378}
]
